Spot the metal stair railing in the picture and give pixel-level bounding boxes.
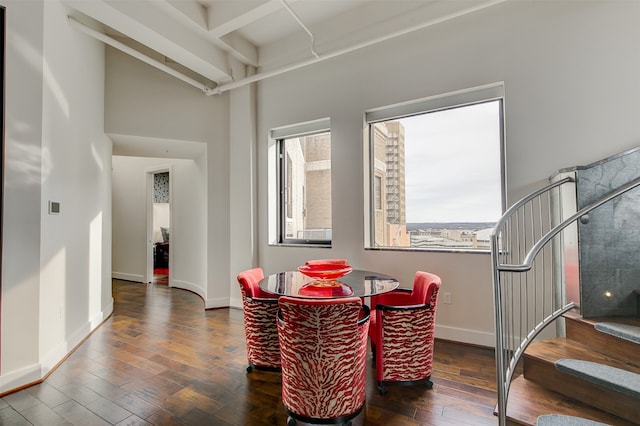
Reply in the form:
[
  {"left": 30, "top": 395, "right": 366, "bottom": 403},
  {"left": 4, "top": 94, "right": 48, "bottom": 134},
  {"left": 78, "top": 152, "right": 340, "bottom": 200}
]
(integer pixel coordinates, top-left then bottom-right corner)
[{"left": 490, "top": 175, "right": 640, "bottom": 426}]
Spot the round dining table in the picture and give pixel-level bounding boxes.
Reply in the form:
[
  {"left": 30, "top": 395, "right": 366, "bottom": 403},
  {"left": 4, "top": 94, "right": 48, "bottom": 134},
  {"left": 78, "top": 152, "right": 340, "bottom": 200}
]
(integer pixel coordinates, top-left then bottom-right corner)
[{"left": 259, "top": 269, "right": 399, "bottom": 299}]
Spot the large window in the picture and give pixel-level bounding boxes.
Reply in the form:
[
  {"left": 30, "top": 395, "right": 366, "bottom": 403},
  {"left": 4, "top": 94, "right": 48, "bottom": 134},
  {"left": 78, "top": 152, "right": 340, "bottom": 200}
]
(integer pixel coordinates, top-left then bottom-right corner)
[
  {"left": 273, "top": 119, "right": 332, "bottom": 245},
  {"left": 367, "top": 84, "right": 505, "bottom": 251}
]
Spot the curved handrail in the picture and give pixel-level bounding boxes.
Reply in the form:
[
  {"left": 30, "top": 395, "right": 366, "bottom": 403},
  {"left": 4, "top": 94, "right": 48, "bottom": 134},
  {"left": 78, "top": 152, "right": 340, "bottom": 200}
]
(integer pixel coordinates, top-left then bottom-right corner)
[
  {"left": 491, "top": 176, "right": 574, "bottom": 240},
  {"left": 499, "top": 175, "right": 640, "bottom": 272}
]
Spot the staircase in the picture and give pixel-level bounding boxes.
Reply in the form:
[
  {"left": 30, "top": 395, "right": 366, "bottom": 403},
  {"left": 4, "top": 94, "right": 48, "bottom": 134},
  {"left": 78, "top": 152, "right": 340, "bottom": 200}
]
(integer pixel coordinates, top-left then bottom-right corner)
[
  {"left": 490, "top": 162, "right": 640, "bottom": 426},
  {"left": 504, "top": 313, "right": 640, "bottom": 425}
]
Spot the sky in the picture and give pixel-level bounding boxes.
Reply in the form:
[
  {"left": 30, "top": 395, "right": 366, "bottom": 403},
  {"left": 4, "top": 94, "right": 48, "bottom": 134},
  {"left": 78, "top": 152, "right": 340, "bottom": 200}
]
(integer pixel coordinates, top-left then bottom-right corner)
[{"left": 399, "top": 100, "right": 502, "bottom": 223}]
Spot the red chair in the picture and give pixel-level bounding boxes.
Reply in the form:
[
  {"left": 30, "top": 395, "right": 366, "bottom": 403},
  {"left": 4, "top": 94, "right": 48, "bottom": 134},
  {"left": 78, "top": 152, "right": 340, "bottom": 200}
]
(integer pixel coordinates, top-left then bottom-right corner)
[
  {"left": 236, "top": 268, "right": 281, "bottom": 372},
  {"left": 368, "top": 271, "right": 441, "bottom": 394},
  {"left": 277, "top": 296, "right": 370, "bottom": 425}
]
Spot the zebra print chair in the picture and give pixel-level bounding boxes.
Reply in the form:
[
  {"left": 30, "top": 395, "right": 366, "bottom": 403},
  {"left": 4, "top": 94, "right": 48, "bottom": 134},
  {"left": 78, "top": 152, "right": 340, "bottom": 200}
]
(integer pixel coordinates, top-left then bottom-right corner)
[
  {"left": 236, "top": 267, "right": 281, "bottom": 372},
  {"left": 368, "top": 271, "right": 441, "bottom": 394},
  {"left": 277, "top": 296, "right": 370, "bottom": 426}
]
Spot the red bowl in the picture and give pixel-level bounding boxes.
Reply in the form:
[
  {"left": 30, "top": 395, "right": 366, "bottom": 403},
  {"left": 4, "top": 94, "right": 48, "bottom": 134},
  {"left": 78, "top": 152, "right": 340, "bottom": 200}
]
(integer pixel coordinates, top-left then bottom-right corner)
[
  {"left": 298, "top": 282, "right": 354, "bottom": 297},
  {"left": 297, "top": 264, "right": 353, "bottom": 280}
]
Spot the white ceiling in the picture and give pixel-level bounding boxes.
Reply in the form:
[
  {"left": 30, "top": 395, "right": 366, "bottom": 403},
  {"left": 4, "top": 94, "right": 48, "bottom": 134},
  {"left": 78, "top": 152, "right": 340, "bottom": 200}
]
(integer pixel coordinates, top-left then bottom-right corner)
[
  {"left": 66, "top": 0, "right": 506, "bottom": 158},
  {"left": 66, "top": 0, "right": 506, "bottom": 95}
]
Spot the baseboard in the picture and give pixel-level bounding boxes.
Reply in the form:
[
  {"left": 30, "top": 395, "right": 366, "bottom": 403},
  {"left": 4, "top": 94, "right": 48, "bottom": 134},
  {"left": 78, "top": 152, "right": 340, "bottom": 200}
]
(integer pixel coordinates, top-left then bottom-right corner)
[
  {"left": 40, "top": 323, "right": 91, "bottom": 374},
  {"left": 0, "top": 363, "right": 41, "bottom": 395},
  {"left": 229, "top": 297, "right": 242, "bottom": 309},
  {"left": 93, "top": 298, "right": 114, "bottom": 329},
  {"left": 171, "top": 279, "right": 206, "bottom": 302},
  {"left": 205, "top": 297, "right": 230, "bottom": 309},
  {"left": 41, "top": 301, "right": 115, "bottom": 377},
  {"left": 112, "top": 271, "right": 145, "bottom": 282},
  {"left": 435, "top": 324, "right": 495, "bottom": 348},
  {"left": 0, "top": 302, "right": 115, "bottom": 396}
]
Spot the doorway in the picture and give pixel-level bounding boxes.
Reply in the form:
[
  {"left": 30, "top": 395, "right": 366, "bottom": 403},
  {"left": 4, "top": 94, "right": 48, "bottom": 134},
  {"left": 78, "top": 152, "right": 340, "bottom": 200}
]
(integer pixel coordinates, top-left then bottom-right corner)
[{"left": 148, "top": 168, "right": 171, "bottom": 285}]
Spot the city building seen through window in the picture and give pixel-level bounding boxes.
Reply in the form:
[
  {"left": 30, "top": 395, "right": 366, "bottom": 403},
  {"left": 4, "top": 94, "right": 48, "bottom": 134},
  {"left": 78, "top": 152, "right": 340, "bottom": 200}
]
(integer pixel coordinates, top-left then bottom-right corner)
[
  {"left": 278, "top": 130, "right": 332, "bottom": 245},
  {"left": 368, "top": 93, "right": 504, "bottom": 251},
  {"left": 272, "top": 85, "right": 504, "bottom": 250}
]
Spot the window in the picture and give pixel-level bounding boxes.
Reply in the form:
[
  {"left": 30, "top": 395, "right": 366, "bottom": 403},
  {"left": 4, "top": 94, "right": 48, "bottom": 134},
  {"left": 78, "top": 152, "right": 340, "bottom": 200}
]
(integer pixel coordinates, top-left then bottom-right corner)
[
  {"left": 366, "top": 84, "right": 505, "bottom": 251},
  {"left": 272, "top": 119, "right": 332, "bottom": 245},
  {"left": 374, "top": 175, "right": 383, "bottom": 211}
]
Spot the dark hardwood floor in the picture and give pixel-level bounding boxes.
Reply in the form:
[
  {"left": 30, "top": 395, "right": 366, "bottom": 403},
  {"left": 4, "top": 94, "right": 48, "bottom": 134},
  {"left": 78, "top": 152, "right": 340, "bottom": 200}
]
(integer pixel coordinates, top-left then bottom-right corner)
[{"left": 0, "top": 279, "right": 498, "bottom": 425}]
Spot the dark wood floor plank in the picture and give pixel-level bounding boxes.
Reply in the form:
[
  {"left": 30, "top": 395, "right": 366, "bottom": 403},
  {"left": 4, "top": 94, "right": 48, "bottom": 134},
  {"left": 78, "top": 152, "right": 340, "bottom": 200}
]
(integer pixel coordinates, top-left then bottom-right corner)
[{"left": 0, "top": 279, "right": 499, "bottom": 425}]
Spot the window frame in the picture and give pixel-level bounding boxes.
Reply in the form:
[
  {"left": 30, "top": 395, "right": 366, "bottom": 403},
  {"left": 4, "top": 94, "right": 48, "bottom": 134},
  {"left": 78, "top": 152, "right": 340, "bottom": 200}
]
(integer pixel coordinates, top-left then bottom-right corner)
[
  {"left": 364, "top": 83, "right": 506, "bottom": 252},
  {"left": 271, "top": 118, "right": 332, "bottom": 246}
]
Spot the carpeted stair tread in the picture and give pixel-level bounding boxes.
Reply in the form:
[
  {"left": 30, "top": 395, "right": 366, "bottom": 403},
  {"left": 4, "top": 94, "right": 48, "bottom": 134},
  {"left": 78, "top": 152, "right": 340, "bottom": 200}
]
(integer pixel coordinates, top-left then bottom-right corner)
[
  {"left": 555, "top": 359, "right": 640, "bottom": 399},
  {"left": 594, "top": 322, "right": 640, "bottom": 345},
  {"left": 536, "top": 414, "right": 610, "bottom": 426}
]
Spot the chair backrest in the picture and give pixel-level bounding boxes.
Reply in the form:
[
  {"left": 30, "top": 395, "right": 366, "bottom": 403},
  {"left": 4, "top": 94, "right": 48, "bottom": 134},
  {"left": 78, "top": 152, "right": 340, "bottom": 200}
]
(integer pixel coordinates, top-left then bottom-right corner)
[
  {"left": 277, "top": 296, "right": 369, "bottom": 421},
  {"left": 237, "top": 267, "right": 264, "bottom": 299},
  {"left": 236, "top": 267, "right": 281, "bottom": 371},
  {"left": 374, "top": 272, "right": 441, "bottom": 385},
  {"left": 411, "top": 270, "right": 441, "bottom": 306},
  {"left": 278, "top": 296, "right": 364, "bottom": 330}
]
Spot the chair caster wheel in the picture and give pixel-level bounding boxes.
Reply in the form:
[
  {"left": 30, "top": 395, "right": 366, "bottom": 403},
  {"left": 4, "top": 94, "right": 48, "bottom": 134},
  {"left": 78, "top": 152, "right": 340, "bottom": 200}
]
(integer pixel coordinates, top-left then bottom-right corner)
[
  {"left": 377, "top": 384, "right": 387, "bottom": 394},
  {"left": 246, "top": 365, "right": 253, "bottom": 373},
  {"left": 287, "top": 416, "right": 296, "bottom": 426}
]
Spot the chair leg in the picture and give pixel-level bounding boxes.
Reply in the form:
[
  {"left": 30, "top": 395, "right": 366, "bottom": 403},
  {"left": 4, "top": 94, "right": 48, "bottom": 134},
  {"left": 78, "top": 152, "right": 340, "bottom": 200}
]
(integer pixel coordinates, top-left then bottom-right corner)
[{"left": 377, "top": 376, "right": 433, "bottom": 394}]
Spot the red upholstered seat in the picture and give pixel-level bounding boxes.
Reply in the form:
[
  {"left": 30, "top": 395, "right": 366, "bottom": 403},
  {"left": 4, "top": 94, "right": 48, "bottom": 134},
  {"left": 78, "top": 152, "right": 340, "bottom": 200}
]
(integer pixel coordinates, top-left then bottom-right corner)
[
  {"left": 277, "top": 296, "right": 370, "bottom": 425},
  {"left": 236, "top": 268, "right": 281, "bottom": 372},
  {"left": 368, "top": 271, "right": 441, "bottom": 393}
]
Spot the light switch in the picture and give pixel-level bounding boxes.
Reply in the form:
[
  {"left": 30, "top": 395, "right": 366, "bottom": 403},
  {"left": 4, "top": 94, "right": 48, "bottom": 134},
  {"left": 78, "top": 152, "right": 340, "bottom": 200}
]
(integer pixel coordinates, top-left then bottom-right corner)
[{"left": 49, "top": 201, "right": 60, "bottom": 214}]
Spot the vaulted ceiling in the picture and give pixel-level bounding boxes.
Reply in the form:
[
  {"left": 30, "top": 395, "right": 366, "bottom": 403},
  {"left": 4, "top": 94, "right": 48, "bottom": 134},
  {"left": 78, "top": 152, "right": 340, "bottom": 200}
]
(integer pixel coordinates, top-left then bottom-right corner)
[{"left": 65, "top": 0, "right": 506, "bottom": 96}]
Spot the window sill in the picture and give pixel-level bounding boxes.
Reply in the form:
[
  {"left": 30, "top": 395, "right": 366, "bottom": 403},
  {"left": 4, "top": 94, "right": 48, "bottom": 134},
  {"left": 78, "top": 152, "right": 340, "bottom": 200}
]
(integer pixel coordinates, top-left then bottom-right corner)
[
  {"left": 365, "top": 247, "right": 490, "bottom": 254},
  {"left": 269, "top": 243, "right": 332, "bottom": 249}
]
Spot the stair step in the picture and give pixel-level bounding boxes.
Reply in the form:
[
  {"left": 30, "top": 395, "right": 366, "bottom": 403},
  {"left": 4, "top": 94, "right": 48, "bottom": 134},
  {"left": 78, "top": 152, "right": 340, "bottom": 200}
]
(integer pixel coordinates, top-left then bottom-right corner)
[
  {"left": 555, "top": 359, "right": 640, "bottom": 399},
  {"left": 594, "top": 322, "right": 640, "bottom": 345},
  {"left": 504, "top": 376, "right": 635, "bottom": 426},
  {"left": 536, "top": 414, "right": 610, "bottom": 426},
  {"left": 523, "top": 339, "right": 640, "bottom": 424},
  {"left": 564, "top": 313, "right": 640, "bottom": 367}
]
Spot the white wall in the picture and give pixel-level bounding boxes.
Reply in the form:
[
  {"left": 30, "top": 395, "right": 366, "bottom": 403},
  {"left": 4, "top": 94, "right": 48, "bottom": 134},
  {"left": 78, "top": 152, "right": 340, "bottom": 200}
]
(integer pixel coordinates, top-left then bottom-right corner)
[
  {"left": 111, "top": 156, "right": 207, "bottom": 302},
  {"left": 1, "top": 0, "right": 44, "bottom": 387},
  {"left": 105, "top": 47, "right": 230, "bottom": 308},
  {"left": 1, "top": 0, "right": 113, "bottom": 391},
  {"left": 255, "top": 0, "right": 640, "bottom": 346},
  {"left": 228, "top": 84, "right": 259, "bottom": 307},
  {"left": 111, "top": 156, "right": 148, "bottom": 282},
  {"left": 102, "top": 0, "right": 640, "bottom": 348},
  {"left": 172, "top": 154, "right": 207, "bottom": 299}
]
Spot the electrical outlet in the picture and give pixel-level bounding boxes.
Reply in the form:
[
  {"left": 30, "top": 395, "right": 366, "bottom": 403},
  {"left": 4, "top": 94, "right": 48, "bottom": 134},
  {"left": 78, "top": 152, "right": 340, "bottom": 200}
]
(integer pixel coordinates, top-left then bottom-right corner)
[{"left": 443, "top": 292, "right": 452, "bottom": 304}]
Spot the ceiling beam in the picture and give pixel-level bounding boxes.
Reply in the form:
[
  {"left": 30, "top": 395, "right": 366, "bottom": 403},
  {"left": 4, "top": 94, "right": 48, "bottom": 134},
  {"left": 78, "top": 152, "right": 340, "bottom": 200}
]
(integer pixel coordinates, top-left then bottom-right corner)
[
  {"left": 65, "top": 0, "right": 233, "bottom": 83},
  {"left": 152, "top": 0, "right": 260, "bottom": 68},
  {"left": 211, "top": 0, "right": 508, "bottom": 94},
  {"left": 206, "top": 0, "right": 286, "bottom": 38}
]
